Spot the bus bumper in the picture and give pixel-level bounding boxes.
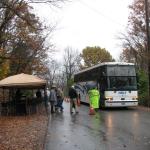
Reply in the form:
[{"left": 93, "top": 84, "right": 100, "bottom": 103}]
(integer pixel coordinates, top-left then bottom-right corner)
[{"left": 105, "top": 100, "right": 138, "bottom": 107}]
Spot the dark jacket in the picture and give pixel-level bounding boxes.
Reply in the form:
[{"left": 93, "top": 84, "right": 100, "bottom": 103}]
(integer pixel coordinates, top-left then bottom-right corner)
[
  {"left": 69, "top": 88, "right": 78, "bottom": 99},
  {"left": 36, "top": 90, "right": 42, "bottom": 98}
]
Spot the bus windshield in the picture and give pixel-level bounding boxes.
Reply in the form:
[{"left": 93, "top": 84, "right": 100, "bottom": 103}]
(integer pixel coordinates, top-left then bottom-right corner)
[
  {"left": 108, "top": 76, "right": 137, "bottom": 90},
  {"left": 107, "top": 66, "right": 136, "bottom": 76}
]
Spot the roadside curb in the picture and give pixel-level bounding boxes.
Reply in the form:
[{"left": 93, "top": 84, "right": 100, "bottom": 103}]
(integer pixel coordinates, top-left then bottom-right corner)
[{"left": 42, "top": 109, "right": 50, "bottom": 150}]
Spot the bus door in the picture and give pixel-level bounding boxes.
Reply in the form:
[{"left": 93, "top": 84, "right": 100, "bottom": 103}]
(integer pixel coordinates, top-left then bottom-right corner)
[{"left": 98, "top": 76, "right": 107, "bottom": 107}]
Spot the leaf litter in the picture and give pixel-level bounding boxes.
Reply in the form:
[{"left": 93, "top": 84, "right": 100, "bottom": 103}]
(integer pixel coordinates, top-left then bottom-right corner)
[{"left": 0, "top": 112, "right": 48, "bottom": 150}]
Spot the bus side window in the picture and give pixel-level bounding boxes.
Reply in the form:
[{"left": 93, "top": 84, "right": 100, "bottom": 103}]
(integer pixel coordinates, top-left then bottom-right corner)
[{"left": 99, "top": 77, "right": 106, "bottom": 91}]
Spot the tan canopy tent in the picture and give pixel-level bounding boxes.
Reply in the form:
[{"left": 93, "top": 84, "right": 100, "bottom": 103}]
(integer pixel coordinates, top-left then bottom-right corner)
[
  {"left": 0, "top": 74, "right": 47, "bottom": 115},
  {"left": 0, "top": 73, "right": 46, "bottom": 88}
]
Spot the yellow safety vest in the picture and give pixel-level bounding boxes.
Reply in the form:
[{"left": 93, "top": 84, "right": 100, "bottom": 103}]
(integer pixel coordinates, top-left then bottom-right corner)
[{"left": 88, "top": 89, "right": 100, "bottom": 108}]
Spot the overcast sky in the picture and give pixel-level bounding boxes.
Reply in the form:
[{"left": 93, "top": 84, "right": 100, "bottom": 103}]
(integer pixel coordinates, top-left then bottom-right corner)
[{"left": 32, "top": 0, "right": 133, "bottom": 61}]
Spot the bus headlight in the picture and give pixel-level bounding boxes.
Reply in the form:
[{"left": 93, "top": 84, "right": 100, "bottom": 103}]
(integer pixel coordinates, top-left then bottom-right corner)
[
  {"left": 132, "top": 96, "right": 138, "bottom": 100},
  {"left": 105, "top": 97, "right": 113, "bottom": 100}
]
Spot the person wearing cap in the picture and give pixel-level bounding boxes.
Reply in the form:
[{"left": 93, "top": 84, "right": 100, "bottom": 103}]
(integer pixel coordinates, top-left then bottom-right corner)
[
  {"left": 88, "top": 86, "right": 100, "bottom": 114},
  {"left": 68, "top": 85, "right": 79, "bottom": 114},
  {"left": 49, "top": 85, "right": 57, "bottom": 113}
]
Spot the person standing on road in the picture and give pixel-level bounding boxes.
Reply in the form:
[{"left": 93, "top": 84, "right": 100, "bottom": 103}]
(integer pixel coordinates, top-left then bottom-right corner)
[
  {"left": 88, "top": 86, "right": 100, "bottom": 114},
  {"left": 56, "top": 88, "right": 64, "bottom": 112},
  {"left": 49, "top": 85, "right": 57, "bottom": 113},
  {"left": 68, "top": 86, "right": 79, "bottom": 114}
]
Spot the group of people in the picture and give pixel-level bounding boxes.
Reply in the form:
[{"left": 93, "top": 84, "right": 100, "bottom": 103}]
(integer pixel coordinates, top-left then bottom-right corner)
[
  {"left": 48, "top": 85, "right": 64, "bottom": 113},
  {"left": 48, "top": 85, "right": 79, "bottom": 114},
  {"left": 14, "top": 84, "right": 100, "bottom": 115},
  {"left": 45, "top": 84, "right": 100, "bottom": 115}
]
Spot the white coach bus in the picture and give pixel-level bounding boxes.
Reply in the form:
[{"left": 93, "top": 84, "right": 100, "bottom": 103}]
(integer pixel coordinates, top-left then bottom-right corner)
[{"left": 74, "top": 62, "right": 138, "bottom": 107}]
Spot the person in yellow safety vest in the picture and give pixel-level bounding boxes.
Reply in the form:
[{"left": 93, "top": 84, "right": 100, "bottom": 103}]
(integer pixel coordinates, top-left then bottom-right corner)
[{"left": 88, "top": 87, "right": 100, "bottom": 112}]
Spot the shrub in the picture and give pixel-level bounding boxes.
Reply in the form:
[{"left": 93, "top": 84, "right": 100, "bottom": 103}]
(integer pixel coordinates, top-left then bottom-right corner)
[{"left": 137, "top": 70, "right": 150, "bottom": 106}]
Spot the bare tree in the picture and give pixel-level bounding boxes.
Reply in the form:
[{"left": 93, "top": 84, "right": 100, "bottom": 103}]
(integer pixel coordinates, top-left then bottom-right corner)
[
  {"left": 42, "top": 59, "right": 60, "bottom": 88},
  {"left": 63, "top": 47, "right": 81, "bottom": 88},
  {"left": 54, "top": 70, "right": 66, "bottom": 88},
  {"left": 119, "top": 0, "right": 149, "bottom": 71}
]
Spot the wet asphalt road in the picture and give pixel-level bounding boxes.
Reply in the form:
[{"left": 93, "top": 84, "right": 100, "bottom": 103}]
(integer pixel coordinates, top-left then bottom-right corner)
[{"left": 45, "top": 102, "right": 150, "bottom": 150}]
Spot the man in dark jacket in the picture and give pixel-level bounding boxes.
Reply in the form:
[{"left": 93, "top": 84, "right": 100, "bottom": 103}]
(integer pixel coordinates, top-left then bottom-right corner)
[{"left": 68, "top": 86, "right": 79, "bottom": 114}]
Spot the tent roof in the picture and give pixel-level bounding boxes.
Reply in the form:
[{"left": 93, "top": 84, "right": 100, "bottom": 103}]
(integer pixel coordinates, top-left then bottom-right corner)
[{"left": 0, "top": 73, "right": 46, "bottom": 88}]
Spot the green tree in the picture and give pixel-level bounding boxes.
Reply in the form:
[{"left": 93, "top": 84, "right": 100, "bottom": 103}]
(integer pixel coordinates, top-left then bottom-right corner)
[
  {"left": 80, "top": 46, "right": 115, "bottom": 68},
  {"left": 137, "top": 70, "right": 149, "bottom": 106}
]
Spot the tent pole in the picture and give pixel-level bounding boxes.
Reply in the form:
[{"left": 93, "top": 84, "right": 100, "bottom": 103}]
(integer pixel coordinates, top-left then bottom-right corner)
[{"left": 3, "top": 87, "right": 4, "bottom": 102}]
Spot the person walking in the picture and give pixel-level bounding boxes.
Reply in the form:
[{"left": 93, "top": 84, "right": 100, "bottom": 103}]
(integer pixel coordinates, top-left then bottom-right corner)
[
  {"left": 49, "top": 85, "right": 57, "bottom": 113},
  {"left": 68, "top": 86, "right": 79, "bottom": 114},
  {"left": 56, "top": 88, "right": 64, "bottom": 112},
  {"left": 88, "top": 86, "right": 100, "bottom": 115}
]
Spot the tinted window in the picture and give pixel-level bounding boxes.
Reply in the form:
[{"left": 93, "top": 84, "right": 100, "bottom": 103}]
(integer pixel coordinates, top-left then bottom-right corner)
[
  {"left": 75, "top": 81, "right": 97, "bottom": 92},
  {"left": 85, "top": 81, "right": 97, "bottom": 91},
  {"left": 107, "top": 66, "right": 136, "bottom": 76},
  {"left": 108, "top": 76, "right": 137, "bottom": 90}
]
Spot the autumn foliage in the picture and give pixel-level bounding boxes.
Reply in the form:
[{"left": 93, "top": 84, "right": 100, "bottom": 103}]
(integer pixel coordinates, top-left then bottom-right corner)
[
  {"left": 120, "top": 0, "right": 150, "bottom": 71},
  {"left": 80, "top": 46, "right": 115, "bottom": 68},
  {"left": 119, "top": 0, "right": 150, "bottom": 106},
  {"left": 0, "top": 0, "right": 51, "bottom": 79}
]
